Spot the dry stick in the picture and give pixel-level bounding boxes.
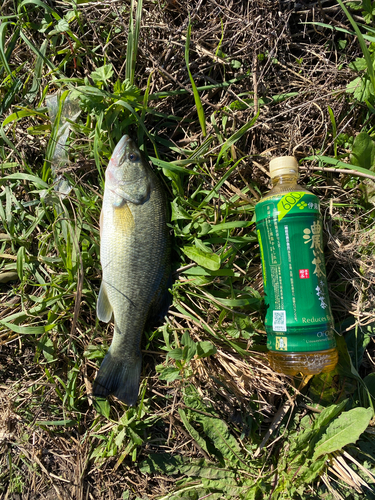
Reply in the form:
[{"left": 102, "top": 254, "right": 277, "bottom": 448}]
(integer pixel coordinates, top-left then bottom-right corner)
[
  {"left": 17, "top": 445, "right": 66, "bottom": 500},
  {"left": 300, "top": 165, "right": 375, "bottom": 182},
  {"left": 147, "top": 51, "right": 221, "bottom": 110},
  {"left": 238, "top": 171, "right": 261, "bottom": 200},
  {"left": 174, "top": 263, "right": 196, "bottom": 274},
  {"left": 179, "top": 35, "right": 226, "bottom": 64},
  {"left": 145, "top": 50, "right": 257, "bottom": 127},
  {"left": 343, "top": 450, "right": 375, "bottom": 483},
  {"left": 253, "top": 400, "right": 293, "bottom": 457},
  {"left": 252, "top": 52, "right": 258, "bottom": 116},
  {"left": 275, "top": 59, "right": 313, "bottom": 84},
  {"left": 323, "top": 123, "right": 355, "bottom": 157},
  {"left": 0, "top": 253, "right": 17, "bottom": 260},
  {"left": 224, "top": 180, "right": 254, "bottom": 203},
  {"left": 167, "top": 390, "right": 178, "bottom": 447}
]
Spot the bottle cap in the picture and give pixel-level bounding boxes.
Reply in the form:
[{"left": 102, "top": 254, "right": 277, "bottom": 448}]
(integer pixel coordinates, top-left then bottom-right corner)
[{"left": 269, "top": 156, "right": 298, "bottom": 178}]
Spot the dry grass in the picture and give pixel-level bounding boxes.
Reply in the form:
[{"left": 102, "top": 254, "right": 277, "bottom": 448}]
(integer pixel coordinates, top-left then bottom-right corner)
[{"left": 1, "top": 0, "right": 375, "bottom": 498}]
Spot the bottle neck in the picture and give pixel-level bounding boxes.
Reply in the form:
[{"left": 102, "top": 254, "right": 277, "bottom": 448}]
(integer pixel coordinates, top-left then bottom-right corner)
[
  {"left": 264, "top": 173, "right": 306, "bottom": 198},
  {"left": 271, "top": 174, "right": 299, "bottom": 187}
]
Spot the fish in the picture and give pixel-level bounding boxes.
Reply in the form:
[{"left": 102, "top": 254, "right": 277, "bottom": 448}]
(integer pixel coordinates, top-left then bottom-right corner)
[{"left": 92, "top": 135, "right": 171, "bottom": 406}]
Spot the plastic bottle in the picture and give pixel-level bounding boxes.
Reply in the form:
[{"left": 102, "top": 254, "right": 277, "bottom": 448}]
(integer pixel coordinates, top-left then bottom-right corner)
[{"left": 255, "top": 156, "right": 338, "bottom": 376}]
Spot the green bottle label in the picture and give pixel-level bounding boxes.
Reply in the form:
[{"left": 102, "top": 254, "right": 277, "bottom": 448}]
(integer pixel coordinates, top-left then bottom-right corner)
[{"left": 255, "top": 192, "right": 336, "bottom": 353}]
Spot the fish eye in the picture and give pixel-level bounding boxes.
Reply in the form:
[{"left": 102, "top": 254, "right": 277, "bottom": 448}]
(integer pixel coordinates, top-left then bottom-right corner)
[{"left": 129, "top": 152, "right": 139, "bottom": 162}]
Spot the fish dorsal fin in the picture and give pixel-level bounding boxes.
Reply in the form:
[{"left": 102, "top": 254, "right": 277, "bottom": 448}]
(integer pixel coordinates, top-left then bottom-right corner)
[{"left": 97, "top": 282, "right": 113, "bottom": 323}]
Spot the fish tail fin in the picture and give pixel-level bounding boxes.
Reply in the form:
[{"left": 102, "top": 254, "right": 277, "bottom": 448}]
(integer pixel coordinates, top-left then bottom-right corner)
[{"left": 92, "top": 349, "right": 142, "bottom": 406}]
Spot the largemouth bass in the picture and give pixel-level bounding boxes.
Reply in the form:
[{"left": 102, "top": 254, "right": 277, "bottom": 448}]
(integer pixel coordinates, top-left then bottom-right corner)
[{"left": 93, "top": 135, "right": 170, "bottom": 406}]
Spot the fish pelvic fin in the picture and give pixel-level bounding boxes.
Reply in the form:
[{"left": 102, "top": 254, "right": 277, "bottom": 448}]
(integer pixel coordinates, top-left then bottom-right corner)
[
  {"left": 92, "top": 349, "right": 142, "bottom": 406},
  {"left": 97, "top": 282, "right": 113, "bottom": 323}
]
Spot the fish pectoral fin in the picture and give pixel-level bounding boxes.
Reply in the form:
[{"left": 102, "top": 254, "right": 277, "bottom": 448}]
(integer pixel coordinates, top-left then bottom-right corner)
[{"left": 97, "top": 283, "right": 113, "bottom": 323}]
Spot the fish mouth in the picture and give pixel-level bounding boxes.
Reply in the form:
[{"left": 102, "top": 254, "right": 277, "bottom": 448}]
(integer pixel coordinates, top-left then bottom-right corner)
[{"left": 112, "top": 135, "right": 132, "bottom": 160}]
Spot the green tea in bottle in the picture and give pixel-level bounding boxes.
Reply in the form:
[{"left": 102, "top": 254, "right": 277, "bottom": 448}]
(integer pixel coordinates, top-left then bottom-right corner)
[{"left": 255, "top": 156, "right": 338, "bottom": 376}]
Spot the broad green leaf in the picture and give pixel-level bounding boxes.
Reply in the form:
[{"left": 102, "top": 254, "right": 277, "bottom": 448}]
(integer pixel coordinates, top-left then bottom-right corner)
[
  {"left": 51, "top": 18, "right": 70, "bottom": 34},
  {"left": 150, "top": 156, "right": 196, "bottom": 175},
  {"left": 3, "top": 108, "right": 47, "bottom": 127},
  {"left": 208, "top": 220, "right": 253, "bottom": 233},
  {"left": 196, "top": 341, "right": 217, "bottom": 358},
  {"left": 17, "top": 0, "right": 61, "bottom": 18},
  {"left": 16, "top": 246, "right": 25, "bottom": 281},
  {"left": 178, "top": 408, "right": 210, "bottom": 455},
  {"left": 200, "top": 415, "right": 242, "bottom": 465},
  {"left": 312, "top": 399, "right": 348, "bottom": 430},
  {"left": 182, "top": 266, "right": 234, "bottom": 277},
  {"left": 36, "top": 419, "right": 77, "bottom": 426},
  {"left": 299, "top": 456, "right": 327, "bottom": 484},
  {"left": 212, "top": 296, "right": 261, "bottom": 309},
  {"left": 182, "top": 385, "right": 243, "bottom": 465},
  {"left": 181, "top": 333, "right": 197, "bottom": 362},
  {"left": 93, "top": 397, "right": 111, "bottom": 419},
  {"left": 183, "top": 464, "right": 237, "bottom": 481},
  {"left": 181, "top": 331, "right": 195, "bottom": 347},
  {"left": 0, "top": 321, "right": 55, "bottom": 334},
  {"left": 167, "top": 348, "right": 184, "bottom": 361},
  {"left": 171, "top": 199, "right": 192, "bottom": 221},
  {"left": 337, "top": 0, "right": 375, "bottom": 94},
  {"left": 91, "top": 64, "right": 114, "bottom": 85},
  {"left": 38, "top": 336, "right": 56, "bottom": 363},
  {"left": 312, "top": 407, "right": 373, "bottom": 459},
  {"left": 127, "top": 427, "right": 143, "bottom": 446},
  {"left": 182, "top": 246, "right": 221, "bottom": 271},
  {"left": 139, "top": 452, "right": 188, "bottom": 475},
  {"left": 350, "top": 132, "right": 375, "bottom": 171},
  {"left": 287, "top": 427, "right": 315, "bottom": 458},
  {"left": 349, "top": 57, "right": 368, "bottom": 72},
  {"left": 346, "top": 76, "right": 373, "bottom": 102},
  {"left": 155, "top": 365, "right": 182, "bottom": 382}
]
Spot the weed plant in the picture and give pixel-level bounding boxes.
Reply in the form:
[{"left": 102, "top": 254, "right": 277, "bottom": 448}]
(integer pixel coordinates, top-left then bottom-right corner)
[{"left": 0, "top": 0, "right": 375, "bottom": 499}]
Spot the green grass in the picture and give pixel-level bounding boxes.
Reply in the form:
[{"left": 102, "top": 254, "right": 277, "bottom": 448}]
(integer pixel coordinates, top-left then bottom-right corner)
[{"left": 0, "top": 0, "right": 375, "bottom": 499}]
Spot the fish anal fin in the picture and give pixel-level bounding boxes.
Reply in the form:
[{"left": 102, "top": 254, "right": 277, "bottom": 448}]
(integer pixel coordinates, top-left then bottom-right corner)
[{"left": 97, "top": 282, "right": 113, "bottom": 323}]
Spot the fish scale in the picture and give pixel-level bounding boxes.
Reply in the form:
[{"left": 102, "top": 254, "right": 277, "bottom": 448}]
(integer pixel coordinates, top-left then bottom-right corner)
[{"left": 93, "top": 135, "right": 170, "bottom": 406}]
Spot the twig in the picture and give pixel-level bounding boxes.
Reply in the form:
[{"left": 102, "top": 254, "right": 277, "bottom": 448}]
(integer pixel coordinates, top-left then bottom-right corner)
[
  {"left": 253, "top": 52, "right": 258, "bottom": 116},
  {"left": 254, "top": 401, "right": 293, "bottom": 457},
  {"left": 300, "top": 165, "right": 375, "bottom": 182}
]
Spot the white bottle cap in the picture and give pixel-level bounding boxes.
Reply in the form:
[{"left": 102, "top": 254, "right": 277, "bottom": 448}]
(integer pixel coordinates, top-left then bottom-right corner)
[{"left": 269, "top": 156, "right": 298, "bottom": 178}]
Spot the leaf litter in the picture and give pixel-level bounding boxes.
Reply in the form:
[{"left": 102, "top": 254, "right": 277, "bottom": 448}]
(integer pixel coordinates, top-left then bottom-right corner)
[{"left": 0, "top": 0, "right": 375, "bottom": 498}]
